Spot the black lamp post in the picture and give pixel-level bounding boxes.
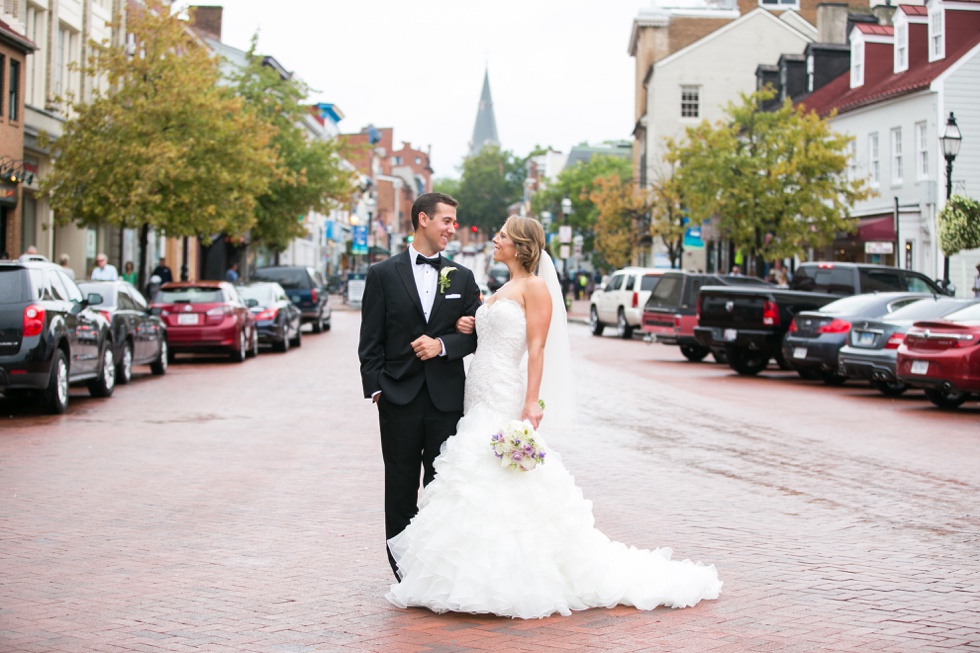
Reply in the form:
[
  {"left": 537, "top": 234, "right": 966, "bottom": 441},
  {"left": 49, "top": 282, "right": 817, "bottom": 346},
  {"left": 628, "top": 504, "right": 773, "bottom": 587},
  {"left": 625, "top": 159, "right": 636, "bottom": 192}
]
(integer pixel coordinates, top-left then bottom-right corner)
[
  {"left": 560, "top": 196, "right": 572, "bottom": 283},
  {"left": 940, "top": 111, "right": 962, "bottom": 290}
]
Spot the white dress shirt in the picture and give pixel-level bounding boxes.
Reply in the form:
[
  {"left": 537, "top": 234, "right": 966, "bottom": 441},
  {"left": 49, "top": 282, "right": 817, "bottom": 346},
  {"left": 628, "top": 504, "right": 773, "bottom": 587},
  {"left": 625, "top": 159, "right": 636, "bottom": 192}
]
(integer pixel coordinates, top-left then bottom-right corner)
[
  {"left": 409, "top": 244, "right": 439, "bottom": 322},
  {"left": 91, "top": 264, "right": 119, "bottom": 281}
]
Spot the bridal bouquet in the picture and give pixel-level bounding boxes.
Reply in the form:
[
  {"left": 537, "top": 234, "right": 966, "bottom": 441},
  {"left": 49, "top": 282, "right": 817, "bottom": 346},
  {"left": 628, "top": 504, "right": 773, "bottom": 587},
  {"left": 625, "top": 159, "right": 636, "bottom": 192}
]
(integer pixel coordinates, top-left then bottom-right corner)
[{"left": 490, "top": 420, "right": 546, "bottom": 472}]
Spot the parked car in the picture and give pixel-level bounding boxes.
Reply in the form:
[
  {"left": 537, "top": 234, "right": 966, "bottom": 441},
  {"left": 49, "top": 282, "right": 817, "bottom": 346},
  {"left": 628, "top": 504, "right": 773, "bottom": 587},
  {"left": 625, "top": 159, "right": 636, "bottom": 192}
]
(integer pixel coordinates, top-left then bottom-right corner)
[
  {"left": 896, "top": 302, "right": 980, "bottom": 408},
  {"left": 695, "top": 263, "right": 947, "bottom": 376},
  {"left": 839, "top": 296, "right": 976, "bottom": 396},
  {"left": 590, "top": 267, "right": 665, "bottom": 339},
  {"left": 151, "top": 281, "right": 257, "bottom": 362},
  {"left": 77, "top": 279, "right": 168, "bottom": 383},
  {"left": 641, "top": 271, "right": 769, "bottom": 361},
  {"left": 487, "top": 263, "right": 510, "bottom": 293},
  {"left": 478, "top": 282, "right": 492, "bottom": 304},
  {"left": 252, "top": 266, "right": 330, "bottom": 333},
  {"left": 781, "top": 292, "right": 929, "bottom": 385},
  {"left": 0, "top": 258, "right": 116, "bottom": 414},
  {"left": 237, "top": 282, "right": 302, "bottom": 353}
]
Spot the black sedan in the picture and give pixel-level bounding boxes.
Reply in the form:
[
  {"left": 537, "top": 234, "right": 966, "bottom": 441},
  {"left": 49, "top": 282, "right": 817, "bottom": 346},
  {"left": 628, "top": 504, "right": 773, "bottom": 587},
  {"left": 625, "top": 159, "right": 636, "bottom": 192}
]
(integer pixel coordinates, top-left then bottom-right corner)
[
  {"left": 237, "top": 282, "right": 302, "bottom": 353},
  {"left": 78, "top": 280, "right": 169, "bottom": 384},
  {"left": 839, "top": 296, "right": 978, "bottom": 396},
  {"left": 781, "top": 292, "right": 929, "bottom": 385}
]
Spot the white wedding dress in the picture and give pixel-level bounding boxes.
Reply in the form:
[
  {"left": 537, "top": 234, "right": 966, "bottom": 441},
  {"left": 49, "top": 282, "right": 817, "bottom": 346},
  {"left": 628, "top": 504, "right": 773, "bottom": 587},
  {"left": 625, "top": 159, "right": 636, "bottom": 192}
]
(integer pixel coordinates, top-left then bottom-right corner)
[{"left": 386, "top": 298, "right": 722, "bottom": 619}]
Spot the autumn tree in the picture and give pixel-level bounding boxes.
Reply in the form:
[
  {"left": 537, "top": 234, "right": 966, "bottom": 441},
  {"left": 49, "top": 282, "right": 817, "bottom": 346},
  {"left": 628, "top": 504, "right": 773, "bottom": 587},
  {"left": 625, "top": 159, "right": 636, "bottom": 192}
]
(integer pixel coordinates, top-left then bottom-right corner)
[
  {"left": 669, "top": 89, "right": 872, "bottom": 277},
  {"left": 454, "top": 146, "right": 525, "bottom": 233},
  {"left": 231, "top": 37, "right": 356, "bottom": 253},
  {"left": 40, "top": 0, "right": 277, "bottom": 288},
  {"left": 530, "top": 153, "right": 632, "bottom": 265},
  {"left": 646, "top": 164, "right": 687, "bottom": 269},
  {"left": 590, "top": 174, "right": 652, "bottom": 269}
]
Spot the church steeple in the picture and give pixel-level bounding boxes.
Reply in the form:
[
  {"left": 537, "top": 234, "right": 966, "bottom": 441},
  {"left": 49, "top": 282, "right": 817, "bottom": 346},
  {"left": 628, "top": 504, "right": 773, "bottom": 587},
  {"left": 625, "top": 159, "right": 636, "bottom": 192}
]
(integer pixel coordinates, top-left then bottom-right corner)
[{"left": 469, "top": 68, "right": 499, "bottom": 157}]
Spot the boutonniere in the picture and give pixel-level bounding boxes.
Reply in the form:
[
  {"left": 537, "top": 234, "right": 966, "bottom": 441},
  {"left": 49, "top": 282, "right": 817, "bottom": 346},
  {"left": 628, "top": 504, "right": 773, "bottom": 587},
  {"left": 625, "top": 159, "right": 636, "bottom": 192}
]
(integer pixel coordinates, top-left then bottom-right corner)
[{"left": 438, "top": 267, "right": 457, "bottom": 294}]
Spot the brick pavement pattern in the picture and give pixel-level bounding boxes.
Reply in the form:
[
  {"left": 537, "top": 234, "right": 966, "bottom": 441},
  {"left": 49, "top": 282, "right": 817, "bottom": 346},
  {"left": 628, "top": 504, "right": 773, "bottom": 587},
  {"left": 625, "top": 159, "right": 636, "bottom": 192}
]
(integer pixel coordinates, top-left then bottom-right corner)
[{"left": 1, "top": 301, "right": 979, "bottom": 653}]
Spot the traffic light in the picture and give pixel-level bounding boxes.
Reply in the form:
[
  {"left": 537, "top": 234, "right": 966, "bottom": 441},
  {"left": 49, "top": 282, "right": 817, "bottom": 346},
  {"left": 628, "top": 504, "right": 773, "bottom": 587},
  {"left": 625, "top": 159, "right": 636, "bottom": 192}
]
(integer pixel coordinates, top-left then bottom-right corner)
[
  {"left": 405, "top": 234, "right": 414, "bottom": 244},
  {"left": 470, "top": 225, "right": 478, "bottom": 234}
]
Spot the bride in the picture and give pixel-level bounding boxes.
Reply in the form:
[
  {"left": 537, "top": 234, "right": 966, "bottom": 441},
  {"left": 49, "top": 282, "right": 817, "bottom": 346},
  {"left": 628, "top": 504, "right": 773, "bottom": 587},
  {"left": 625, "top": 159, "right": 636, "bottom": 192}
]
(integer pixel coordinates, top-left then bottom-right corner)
[{"left": 386, "top": 215, "right": 722, "bottom": 619}]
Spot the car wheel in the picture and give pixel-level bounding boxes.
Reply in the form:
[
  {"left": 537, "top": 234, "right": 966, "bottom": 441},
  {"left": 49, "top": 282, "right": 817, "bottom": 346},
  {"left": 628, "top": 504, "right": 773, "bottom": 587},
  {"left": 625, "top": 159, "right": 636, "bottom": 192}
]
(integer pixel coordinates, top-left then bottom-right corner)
[
  {"left": 727, "top": 347, "right": 769, "bottom": 376},
  {"left": 312, "top": 314, "right": 324, "bottom": 334},
  {"left": 615, "top": 309, "right": 633, "bottom": 339},
  {"left": 150, "top": 339, "right": 168, "bottom": 376},
  {"left": 679, "top": 345, "right": 709, "bottom": 362},
  {"left": 274, "top": 327, "right": 289, "bottom": 353},
  {"left": 88, "top": 343, "right": 116, "bottom": 398},
  {"left": 711, "top": 348, "right": 728, "bottom": 365},
  {"left": 773, "top": 349, "right": 792, "bottom": 371},
  {"left": 870, "top": 379, "right": 906, "bottom": 396},
  {"left": 41, "top": 349, "right": 70, "bottom": 415},
  {"left": 116, "top": 341, "right": 133, "bottom": 386},
  {"left": 924, "top": 388, "right": 968, "bottom": 409},
  {"left": 230, "top": 329, "right": 247, "bottom": 363},
  {"left": 246, "top": 327, "right": 259, "bottom": 358},
  {"left": 589, "top": 306, "right": 604, "bottom": 337},
  {"left": 796, "top": 367, "right": 820, "bottom": 380},
  {"left": 323, "top": 316, "right": 331, "bottom": 332},
  {"left": 290, "top": 325, "right": 302, "bottom": 348},
  {"left": 820, "top": 371, "right": 848, "bottom": 386}
]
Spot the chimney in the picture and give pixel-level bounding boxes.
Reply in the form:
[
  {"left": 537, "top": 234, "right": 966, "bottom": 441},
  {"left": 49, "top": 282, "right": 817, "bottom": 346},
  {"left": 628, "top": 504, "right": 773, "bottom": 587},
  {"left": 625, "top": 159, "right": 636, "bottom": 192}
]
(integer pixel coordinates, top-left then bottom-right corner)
[
  {"left": 816, "top": 2, "right": 850, "bottom": 44},
  {"left": 189, "top": 6, "right": 223, "bottom": 42},
  {"left": 872, "top": 3, "right": 897, "bottom": 26}
]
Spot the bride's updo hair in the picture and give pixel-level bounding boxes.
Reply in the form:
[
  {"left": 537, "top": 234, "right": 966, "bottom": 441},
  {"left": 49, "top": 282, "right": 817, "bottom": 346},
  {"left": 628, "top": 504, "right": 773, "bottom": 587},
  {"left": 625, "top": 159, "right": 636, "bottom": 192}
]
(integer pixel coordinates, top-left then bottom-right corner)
[{"left": 505, "top": 215, "right": 546, "bottom": 273}]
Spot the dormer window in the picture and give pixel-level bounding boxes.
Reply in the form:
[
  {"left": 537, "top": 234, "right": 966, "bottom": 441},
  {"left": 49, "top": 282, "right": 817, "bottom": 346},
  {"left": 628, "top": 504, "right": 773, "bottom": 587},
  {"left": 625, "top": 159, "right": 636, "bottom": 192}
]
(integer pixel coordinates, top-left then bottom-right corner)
[
  {"left": 928, "top": 0, "right": 945, "bottom": 62},
  {"left": 851, "top": 32, "right": 865, "bottom": 88},
  {"left": 894, "top": 13, "right": 909, "bottom": 73}
]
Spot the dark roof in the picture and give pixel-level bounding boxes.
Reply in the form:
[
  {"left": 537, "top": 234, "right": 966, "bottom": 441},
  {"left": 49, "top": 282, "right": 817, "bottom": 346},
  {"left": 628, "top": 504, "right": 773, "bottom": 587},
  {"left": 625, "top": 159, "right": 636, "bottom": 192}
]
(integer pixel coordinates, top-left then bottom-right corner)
[
  {"left": 0, "top": 18, "right": 37, "bottom": 53},
  {"left": 799, "top": 4, "right": 980, "bottom": 117}
]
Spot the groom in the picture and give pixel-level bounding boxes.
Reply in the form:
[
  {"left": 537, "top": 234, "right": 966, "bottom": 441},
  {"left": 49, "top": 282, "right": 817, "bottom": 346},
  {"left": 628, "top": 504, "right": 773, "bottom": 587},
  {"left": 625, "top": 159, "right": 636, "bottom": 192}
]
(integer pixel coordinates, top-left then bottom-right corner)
[{"left": 358, "top": 192, "right": 481, "bottom": 578}]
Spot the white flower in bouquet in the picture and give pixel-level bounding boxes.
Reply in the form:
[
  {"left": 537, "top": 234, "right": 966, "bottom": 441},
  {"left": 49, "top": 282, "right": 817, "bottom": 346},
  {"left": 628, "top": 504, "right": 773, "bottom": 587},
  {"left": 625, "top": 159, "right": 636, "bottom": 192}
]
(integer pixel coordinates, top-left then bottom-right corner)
[{"left": 490, "top": 420, "right": 546, "bottom": 472}]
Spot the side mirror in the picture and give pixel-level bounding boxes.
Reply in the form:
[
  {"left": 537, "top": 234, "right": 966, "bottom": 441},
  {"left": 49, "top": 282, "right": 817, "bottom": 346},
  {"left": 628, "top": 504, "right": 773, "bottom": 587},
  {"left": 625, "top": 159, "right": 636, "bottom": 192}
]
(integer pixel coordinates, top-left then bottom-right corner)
[{"left": 86, "top": 293, "right": 104, "bottom": 306}]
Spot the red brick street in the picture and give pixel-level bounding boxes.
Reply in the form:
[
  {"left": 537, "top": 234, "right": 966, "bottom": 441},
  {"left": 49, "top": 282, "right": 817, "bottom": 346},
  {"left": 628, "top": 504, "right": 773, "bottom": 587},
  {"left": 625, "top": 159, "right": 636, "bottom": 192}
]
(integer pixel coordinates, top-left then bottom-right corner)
[{"left": 1, "top": 300, "right": 979, "bottom": 652}]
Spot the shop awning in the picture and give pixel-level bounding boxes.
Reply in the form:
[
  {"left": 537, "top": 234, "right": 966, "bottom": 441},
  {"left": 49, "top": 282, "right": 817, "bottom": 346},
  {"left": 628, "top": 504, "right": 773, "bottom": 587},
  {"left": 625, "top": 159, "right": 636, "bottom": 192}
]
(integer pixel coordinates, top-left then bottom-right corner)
[{"left": 856, "top": 216, "right": 896, "bottom": 241}]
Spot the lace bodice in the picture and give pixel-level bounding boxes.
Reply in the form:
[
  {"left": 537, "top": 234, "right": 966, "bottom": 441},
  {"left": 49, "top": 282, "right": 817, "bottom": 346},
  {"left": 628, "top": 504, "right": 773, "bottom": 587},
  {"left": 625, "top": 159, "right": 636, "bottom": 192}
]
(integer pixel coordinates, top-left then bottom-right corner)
[{"left": 463, "top": 299, "right": 526, "bottom": 421}]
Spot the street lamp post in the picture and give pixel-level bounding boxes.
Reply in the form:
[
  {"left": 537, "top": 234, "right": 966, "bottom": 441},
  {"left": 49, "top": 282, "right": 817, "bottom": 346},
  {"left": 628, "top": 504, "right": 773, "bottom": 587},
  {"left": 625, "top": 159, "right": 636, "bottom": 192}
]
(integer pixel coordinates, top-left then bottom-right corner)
[
  {"left": 940, "top": 112, "right": 962, "bottom": 290},
  {"left": 560, "top": 196, "right": 573, "bottom": 286}
]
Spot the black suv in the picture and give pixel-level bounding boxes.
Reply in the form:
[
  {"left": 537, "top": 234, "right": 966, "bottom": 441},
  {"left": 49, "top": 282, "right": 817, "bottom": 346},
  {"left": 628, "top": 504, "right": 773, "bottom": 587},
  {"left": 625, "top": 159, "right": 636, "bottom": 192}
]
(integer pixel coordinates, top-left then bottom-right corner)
[
  {"left": 252, "top": 266, "right": 331, "bottom": 333},
  {"left": 0, "top": 258, "right": 116, "bottom": 414}
]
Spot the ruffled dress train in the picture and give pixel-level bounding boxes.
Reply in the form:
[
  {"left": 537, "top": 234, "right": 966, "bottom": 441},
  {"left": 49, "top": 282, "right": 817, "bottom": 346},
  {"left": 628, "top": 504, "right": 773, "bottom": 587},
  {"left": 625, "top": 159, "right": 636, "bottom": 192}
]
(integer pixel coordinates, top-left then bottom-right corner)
[{"left": 386, "top": 299, "right": 721, "bottom": 619}]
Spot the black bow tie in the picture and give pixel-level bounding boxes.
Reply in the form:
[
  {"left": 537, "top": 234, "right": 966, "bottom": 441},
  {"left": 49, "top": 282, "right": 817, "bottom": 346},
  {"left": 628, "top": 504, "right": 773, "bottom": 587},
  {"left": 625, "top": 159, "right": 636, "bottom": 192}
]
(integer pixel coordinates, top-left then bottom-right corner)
[{"left": 416, "top": 253, "right": 442, "bottom": 269}]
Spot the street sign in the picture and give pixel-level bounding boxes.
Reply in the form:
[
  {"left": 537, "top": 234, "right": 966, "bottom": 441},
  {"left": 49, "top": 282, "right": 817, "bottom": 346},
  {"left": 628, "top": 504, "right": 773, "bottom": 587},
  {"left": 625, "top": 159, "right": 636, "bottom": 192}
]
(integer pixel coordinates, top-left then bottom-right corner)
[
  {"left": 559, "top": 225, "right": 572, "bottom": 244},
  {"left": 352, "top": 225, "right": 368, "bottom": 255},
  {"left": 559, "top": 245, "right": 570, "bottom": 259}
]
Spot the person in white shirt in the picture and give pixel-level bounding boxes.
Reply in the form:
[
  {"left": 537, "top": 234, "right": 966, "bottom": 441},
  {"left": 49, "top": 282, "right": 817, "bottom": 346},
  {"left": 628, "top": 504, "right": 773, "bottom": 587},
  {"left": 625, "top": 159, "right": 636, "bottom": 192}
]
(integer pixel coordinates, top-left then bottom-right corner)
[
  {"left": 59, "top": 254, "right": 76, "bottom": 280},
  {"left": 973, "top": 262, "right": 980, "bottom": 299},
  {"left": 91, "top": 253, "right": 119, "bottom": 280}
]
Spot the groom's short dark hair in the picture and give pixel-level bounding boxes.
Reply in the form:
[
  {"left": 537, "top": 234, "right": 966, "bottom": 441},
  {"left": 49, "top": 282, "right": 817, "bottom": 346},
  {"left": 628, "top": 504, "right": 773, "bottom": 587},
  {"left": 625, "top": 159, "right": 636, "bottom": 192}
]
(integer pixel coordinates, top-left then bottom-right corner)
[{"left": 412, "top": 192, "right": 458, "bottom": 231}]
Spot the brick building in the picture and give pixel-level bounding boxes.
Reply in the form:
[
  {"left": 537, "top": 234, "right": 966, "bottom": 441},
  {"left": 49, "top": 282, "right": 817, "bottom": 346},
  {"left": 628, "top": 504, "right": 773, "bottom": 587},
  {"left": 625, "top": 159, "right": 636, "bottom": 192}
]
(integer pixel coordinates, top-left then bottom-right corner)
[{"left": 0, "top": 19, "right": 35, "bottom": 258}]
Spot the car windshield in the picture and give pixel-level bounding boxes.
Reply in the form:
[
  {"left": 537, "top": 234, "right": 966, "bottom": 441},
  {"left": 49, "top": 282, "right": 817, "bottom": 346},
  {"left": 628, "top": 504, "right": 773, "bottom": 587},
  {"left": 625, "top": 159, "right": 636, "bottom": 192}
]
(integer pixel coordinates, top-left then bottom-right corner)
[
  {"left": 154, "top": 287, "right": 224, "bottom": 303},
  {"left": 77, "top": 283, "right": 118, "bottom": 307},
  {"left": 818, "top": 294, "right": 891, "bottom": 314},
  {"left": 238, "top": 286, "right": 275, "bottom": 304},
  {"left": 254, "top": 268, "right": 308, "bottom": 289},
  {"left": 0, "top": 268, "right": 26, "bottom": 303},
  {"left": 640, "top": 274, "right": 662, "bottom": 292},
  {"left": 940, "top": 302, "right": 980, "bottom": 322},
  {"left": 885, "top": 298, "right": 970, "bottom": 321}
]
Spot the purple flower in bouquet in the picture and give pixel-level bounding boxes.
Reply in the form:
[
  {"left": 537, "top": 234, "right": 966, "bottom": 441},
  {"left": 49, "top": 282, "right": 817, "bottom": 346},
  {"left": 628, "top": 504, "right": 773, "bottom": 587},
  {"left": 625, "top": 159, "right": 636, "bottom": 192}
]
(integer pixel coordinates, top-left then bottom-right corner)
[{"left": 489, "top": 420, "right": 547, "bottom": 472}]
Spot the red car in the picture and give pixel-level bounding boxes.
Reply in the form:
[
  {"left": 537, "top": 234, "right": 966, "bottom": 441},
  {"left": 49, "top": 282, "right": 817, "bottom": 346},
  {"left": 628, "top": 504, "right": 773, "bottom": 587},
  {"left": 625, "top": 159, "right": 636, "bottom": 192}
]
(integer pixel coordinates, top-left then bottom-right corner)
[
  {"left": 896, "top": 302, "right": 980, "bottom": 408},
  {"left": 151, "top": 281, "right": 258, "bottom": 362}
]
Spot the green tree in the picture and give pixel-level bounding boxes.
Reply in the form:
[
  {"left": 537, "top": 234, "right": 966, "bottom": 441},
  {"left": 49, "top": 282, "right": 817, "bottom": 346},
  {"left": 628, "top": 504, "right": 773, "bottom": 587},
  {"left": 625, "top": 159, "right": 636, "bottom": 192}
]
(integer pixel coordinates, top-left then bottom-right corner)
[
  {"left": 40, "top": 0, "right": 277, "bottom": 288},
  {"left": 232, "top": 37, "right": 356, "bottom": 253},
  {"left": 669, "top": 89, "right": 872, "bottom": 277},
  {"left": 530, "top": 154, "right": 632, "bottom": 267},
  {"left": 938, "top": 195, "right": 980, "bottom": 256},
  {"left": 454, "top": 146, "right": 524, "bottom": 233},
  {"left": 646, "top": 165, "right": 687, "bottom": 269},
  {"left": 433, "top": 176, "right": 461, "bottom": 198}
]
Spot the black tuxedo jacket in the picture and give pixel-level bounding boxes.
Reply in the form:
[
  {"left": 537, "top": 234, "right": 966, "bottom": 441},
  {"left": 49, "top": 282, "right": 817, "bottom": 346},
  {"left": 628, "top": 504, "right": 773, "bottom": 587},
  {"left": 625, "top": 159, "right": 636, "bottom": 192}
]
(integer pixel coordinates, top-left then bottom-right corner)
[{"left": 358, "top": 250, "right": 481, "bottom": 412}]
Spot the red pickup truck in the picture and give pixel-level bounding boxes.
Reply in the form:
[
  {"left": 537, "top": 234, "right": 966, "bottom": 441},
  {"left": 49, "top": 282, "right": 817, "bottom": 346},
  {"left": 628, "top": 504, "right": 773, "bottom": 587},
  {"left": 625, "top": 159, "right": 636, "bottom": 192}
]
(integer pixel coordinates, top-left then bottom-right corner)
[{"left": 642, "top": 271, "right": 769, "bottom": 361}]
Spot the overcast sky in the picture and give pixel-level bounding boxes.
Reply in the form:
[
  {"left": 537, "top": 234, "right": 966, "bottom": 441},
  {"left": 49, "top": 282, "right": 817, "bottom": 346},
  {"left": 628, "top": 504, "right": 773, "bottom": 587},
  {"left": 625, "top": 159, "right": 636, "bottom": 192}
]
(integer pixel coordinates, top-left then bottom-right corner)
[{"left": 216, "top": 0, "right": 645, "bottom": 179}]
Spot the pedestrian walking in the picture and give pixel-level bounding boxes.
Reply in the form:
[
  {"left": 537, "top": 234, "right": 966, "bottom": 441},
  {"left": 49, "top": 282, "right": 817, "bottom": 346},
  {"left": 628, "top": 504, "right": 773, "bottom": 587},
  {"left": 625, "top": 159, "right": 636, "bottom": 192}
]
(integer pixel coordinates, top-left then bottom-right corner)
[
  {"left": 122, "top": 261, "right": 137, "bottom": 285},
  {"left": 224, "top": 262, "right": 239, "bottom": 283},
  {"left": 973, "top": 263, "right": 980, "bottom": 298},
  {"left": 151, "top": 258, "right": 174, "bottom": 284},
  {"left": 59, "top": 254, "right": 75, "bottom": 280}
]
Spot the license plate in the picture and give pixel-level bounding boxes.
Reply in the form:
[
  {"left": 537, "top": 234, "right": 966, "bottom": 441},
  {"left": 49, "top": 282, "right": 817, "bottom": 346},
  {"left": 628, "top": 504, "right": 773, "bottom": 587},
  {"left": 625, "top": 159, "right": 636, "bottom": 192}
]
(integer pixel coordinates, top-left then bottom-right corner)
[
  {"left": 910, "top": 360, "right": 928, "bottom": 375},
  {"left": 793, "top": 347, "right": 807, "bottom": 359},
  {"left": 723, "top": 329, "right": 737, "bottom": 342},
  {"left": 857, "top": 332, "right": 874, "bottom": 346},
  {"left": 177, "top": 313, "right": 199, "bottom": 325}
]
